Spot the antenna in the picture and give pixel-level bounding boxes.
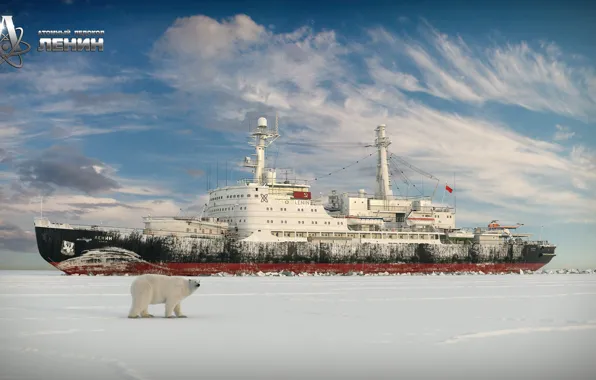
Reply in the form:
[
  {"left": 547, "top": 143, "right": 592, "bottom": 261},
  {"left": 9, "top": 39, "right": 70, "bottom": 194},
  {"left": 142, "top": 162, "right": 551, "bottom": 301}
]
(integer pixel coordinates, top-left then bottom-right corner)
[
  {"left": 275, "top": 112, "right": 279, "bottom": 135},
  {"left": 277, "top": 168, "right": 293, "bottom": 183}
]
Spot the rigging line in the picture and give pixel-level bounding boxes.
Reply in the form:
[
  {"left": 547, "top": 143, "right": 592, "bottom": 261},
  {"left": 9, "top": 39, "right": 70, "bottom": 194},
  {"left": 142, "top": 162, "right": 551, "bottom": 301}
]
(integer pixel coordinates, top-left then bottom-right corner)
[
  {"left": 388, "top": 151, "right": 440, "bottom": 181},
  {"left": 389, "top": 152, "right": 440, "bottom": 198},
  {"left": 389, "top": 157, "right": 424, "bottom": 196},
  {"left": 387, "top": 168, "right": 403, "bottom": 196},
  {"left": 388, "top": 158, "right": 411, "bottom": 186},
  {"left": 272, "top": 143, "right": 280, "bottom": 170},
  {"left": 308, "top": 152, "right": 375, "bottom": 182},
  {"left": 278, "top": 141, "right": 369, "bottom": 147}
]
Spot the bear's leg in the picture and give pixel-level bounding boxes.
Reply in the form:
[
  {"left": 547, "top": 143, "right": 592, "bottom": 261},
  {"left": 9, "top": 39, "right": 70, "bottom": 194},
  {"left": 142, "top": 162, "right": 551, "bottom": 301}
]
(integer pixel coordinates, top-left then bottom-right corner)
[
  {"left": 165, "top": 300, "right": 177, "bottom": 318},
  {"left": 141, "top": 308, "right": 154, "bottom": 318},
  {"left": 128, "top": 306, "right": 141, "bottom": 318},
  {"left": 128, "top": 298, "right": 143, "bottom": 318},
  {"left": 174, "top": 303, "right": 187, "bottom": 318},
  {"left": 128, "top": 287, "right": 151, "bottom": 318}
]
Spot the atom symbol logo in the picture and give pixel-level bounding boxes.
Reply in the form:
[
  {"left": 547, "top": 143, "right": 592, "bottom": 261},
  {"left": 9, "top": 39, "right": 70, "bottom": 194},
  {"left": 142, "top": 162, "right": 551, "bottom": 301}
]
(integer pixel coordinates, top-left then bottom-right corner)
[{"left": 0, "top": 16, "right": 31, "bottom": 69}]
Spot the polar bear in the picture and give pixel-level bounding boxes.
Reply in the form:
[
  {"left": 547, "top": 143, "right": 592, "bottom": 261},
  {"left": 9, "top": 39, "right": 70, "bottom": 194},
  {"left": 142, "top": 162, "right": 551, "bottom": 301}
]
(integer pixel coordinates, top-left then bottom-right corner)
[{"left": 128, "top": 274, "right": 201, "bottom": 318}]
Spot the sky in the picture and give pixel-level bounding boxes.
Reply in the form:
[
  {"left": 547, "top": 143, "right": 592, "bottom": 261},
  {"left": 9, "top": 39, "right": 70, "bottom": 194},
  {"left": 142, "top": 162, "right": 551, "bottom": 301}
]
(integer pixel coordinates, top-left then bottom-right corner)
[{"left": 0, "top": 0, "right": 595, "bottom": 270}]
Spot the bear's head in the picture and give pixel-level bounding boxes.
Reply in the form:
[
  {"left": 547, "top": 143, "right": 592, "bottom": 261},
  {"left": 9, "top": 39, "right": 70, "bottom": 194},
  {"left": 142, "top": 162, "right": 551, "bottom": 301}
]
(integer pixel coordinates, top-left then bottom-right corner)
[{"left": 188, "top": 279, "right": 201, "bottom": 293}]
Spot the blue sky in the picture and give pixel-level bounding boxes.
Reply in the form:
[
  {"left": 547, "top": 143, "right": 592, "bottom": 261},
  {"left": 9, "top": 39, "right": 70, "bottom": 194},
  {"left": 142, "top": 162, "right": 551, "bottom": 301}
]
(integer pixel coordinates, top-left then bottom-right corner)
[{"left": 1, "top": 0, "right": 595, "bottom": 269}]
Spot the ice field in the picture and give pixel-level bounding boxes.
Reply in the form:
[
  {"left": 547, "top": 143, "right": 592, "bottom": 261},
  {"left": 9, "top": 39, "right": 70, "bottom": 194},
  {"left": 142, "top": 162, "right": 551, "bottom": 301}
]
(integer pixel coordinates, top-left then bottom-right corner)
[{"left": 1, "top": 270, "right": 596, "bottom": 380}]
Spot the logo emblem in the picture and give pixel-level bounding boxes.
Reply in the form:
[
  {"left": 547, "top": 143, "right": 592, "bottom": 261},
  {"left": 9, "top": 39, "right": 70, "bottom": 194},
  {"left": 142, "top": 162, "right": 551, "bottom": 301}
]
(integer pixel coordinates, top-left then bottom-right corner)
[
  {"left": 0, "top": 16, "right": 31, "bottom": 69},
  {"left": 260, "top": 194, "right": 268, "bottom": 203}
]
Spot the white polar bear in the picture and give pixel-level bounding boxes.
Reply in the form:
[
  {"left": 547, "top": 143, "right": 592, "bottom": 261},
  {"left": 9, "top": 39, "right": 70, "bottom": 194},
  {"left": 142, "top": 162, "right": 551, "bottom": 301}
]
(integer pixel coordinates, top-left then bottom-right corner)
[{"left": 128, "top": 274, "right": 201, "bottom": 319}]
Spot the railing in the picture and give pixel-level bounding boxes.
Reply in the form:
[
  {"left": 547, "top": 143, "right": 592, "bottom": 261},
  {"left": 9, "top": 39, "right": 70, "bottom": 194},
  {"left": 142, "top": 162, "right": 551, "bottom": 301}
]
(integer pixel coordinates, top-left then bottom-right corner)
[
  {"left": 527, "top": 240, "right": 554, "bottom": 246},
  {"left": 144, "top": 216, "right": 224, "bottom": 224},
  {"left": 42, "top": 220, "right": 144, "bottom": 234},
  {"left": 432, "top": 207, "right": 454, "bottom": 212},
  {"left": 144, "top": 215, "right": 199, "bottom": 220},
  {"left": 144, "top": 229, "right": 225, "bottom": 238},
  {"left": 340, "top": 193, "right": 434, "bottom": 201},
  {"left": 235, "top": 178, "right": 312, "bottom": 186}
]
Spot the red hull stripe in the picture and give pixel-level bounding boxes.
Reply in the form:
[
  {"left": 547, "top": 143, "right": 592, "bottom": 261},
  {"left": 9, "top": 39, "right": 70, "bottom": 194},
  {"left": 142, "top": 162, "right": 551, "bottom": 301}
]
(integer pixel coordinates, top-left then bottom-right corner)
[{"left": 50, "top": 262, "right": 547, "bottom": 276}]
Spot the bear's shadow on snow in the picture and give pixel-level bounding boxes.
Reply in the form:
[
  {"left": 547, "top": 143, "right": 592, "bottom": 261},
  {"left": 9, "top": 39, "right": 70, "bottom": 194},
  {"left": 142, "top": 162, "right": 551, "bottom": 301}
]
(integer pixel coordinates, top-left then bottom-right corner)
[{"left": 115, "top": 312, "right": 222, "bottom": 320}]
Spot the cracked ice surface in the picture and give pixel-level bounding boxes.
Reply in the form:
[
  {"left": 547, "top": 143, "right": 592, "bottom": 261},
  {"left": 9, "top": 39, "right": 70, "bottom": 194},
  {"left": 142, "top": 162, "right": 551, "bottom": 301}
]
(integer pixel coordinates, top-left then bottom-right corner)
[{"left": 0, "top": 270, "right": 595, "bottom": 380}]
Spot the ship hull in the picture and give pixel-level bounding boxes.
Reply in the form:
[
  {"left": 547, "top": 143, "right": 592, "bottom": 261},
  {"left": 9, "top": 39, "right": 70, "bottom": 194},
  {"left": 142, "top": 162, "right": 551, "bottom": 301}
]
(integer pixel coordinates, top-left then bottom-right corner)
[
  {"left": 47, "top": 261, "right": 550, "bottom": 276},
  {"left": 35, "top": 225, "right": 556, "bottom": 276}
]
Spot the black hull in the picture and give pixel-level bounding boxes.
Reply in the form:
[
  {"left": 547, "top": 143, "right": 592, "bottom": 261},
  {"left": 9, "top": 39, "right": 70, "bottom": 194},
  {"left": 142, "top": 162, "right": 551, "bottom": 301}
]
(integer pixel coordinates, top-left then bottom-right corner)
[{"left": 35, "top": 226, "right": 556, "bottom": 271}]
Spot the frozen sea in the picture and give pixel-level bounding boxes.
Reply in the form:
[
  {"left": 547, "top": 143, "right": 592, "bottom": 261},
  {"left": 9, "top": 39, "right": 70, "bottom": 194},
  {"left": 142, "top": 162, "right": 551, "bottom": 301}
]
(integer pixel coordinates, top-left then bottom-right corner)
[{"left": 1, "top": 270, "right": 595, "bottom": 380}]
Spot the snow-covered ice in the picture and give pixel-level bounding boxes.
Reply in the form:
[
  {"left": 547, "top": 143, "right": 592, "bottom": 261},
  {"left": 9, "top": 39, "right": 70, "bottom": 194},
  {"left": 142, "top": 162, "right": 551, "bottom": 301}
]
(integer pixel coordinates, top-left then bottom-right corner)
[{"left": 1, "top": 270, "right": 595, "bottom": 380}]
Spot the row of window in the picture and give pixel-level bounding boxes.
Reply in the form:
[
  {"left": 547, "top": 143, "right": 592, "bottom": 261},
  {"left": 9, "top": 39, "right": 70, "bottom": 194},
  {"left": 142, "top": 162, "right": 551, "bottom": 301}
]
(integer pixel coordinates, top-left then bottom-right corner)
[
  {"left": 213, "top": 206, "right": 318, "bottom": 213},
  {"left": 212, "top": 218, "right": 346, "bottom": 226},
  {"left": 210, "top": 193, "right": 262, "bottom": 202},
  {"left": 265, "top": 220, "right": 345, "bottom": 225},
  {"left": 185, "top": 228, "right": 215, "bottom": 233},
  {"left": 272, "top": 231, "right": 440, "bottom": 239}
]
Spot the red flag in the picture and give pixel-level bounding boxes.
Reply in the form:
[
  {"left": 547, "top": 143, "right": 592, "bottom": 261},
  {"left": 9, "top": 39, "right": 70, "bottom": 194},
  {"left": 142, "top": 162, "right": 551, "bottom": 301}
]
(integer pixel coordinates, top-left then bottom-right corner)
[{"left": 445, "top": 184, "right": 453, "bottom": 193}]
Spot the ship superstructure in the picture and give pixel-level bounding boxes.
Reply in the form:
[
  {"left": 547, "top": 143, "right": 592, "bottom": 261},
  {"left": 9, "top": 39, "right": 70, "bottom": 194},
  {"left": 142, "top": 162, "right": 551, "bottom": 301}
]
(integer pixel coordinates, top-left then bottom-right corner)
[{"left": 202, "top": 116, "right": 456, "bottom": 244}]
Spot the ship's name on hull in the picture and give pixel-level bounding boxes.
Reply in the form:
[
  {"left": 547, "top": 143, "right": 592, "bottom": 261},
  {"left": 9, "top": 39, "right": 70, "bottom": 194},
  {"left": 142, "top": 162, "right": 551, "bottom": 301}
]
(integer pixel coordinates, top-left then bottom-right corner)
[
  {"left": 294, "top": 200, "right": 311, "bottom": 205},
  {"left": 93, "top": 236, "right": 114, "bottom": 241}
]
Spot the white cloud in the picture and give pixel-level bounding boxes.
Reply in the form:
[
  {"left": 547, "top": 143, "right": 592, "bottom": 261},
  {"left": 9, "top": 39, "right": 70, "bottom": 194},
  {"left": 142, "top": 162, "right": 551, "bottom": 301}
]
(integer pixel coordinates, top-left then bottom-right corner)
[
  {"left": 154, "top": 14, "right": 266, "bottom": 61},
  {"left": 0, "top": 126, "right": 21, "bottom": 139},
  {"left": 5, "top": 193, "right": 182, "bottom": 228},
  {"left": 148, "top": 14, "right": 596, "bottom": 225},
  {"left": 50, "top": 124, "right": 154, "bottom": 139},
  {"left": 0, "top": 59, "right": 128, "bottom": 95},
  {"left": 553, "top": 124, "right": 575, "bottom": 141},
  {"left": 365, "top": 26, "right": 596, "bottom": 121},
  {"left": 1, "top": 189, "right": 211, "bottom": 238}
]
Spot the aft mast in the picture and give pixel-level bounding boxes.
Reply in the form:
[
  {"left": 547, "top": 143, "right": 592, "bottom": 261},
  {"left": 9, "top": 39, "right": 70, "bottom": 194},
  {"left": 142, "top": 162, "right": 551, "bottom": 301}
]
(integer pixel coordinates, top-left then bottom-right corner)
[
  {"left": 243, "top": 116, "right": 279, "bottom": 185},
  {"left": 374, "top": 124, "right": 393, "bottom": 200}
]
